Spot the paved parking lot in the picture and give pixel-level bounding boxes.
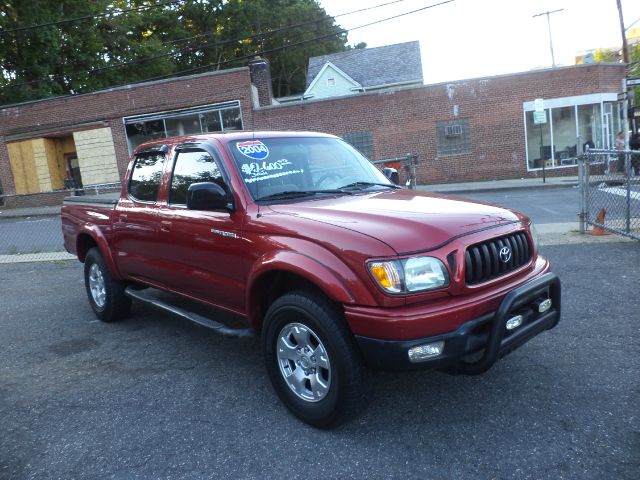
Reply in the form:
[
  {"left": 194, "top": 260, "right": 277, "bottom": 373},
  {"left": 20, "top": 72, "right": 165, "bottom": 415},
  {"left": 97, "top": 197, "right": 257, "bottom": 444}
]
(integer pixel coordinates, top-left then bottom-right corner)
[{"left": 1, "top": 241, "right": 638, "bottom": 479}]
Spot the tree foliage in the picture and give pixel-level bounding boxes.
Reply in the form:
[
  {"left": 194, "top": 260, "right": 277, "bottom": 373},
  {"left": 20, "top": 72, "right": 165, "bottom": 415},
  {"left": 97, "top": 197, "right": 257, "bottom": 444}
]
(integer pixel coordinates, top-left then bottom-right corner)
[
  {"left": 0, "top": 0, "right": 348, "bottom": 105},
  {"left": 629, "top": 42, "right": 640, "bottom": 105}
]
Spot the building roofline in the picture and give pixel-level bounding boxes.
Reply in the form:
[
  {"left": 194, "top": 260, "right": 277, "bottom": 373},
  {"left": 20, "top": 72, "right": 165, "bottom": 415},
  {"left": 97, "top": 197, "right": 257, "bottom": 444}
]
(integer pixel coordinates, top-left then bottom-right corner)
[
  {"left": 0, "top": 67, "right": 249, "bottom": 111},
  {"left": 267, "top": 62, "right": 626, "bottom": 109},
  {"left": 425, "top": 62, "right": 626, "bottom": 87}
]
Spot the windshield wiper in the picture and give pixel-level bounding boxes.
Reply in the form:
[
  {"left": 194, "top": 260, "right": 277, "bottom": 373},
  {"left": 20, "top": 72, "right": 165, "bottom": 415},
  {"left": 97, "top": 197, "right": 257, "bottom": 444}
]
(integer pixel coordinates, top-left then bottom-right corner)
[
  {"left": 337, "top": 181, "right": 401, "bottom": 191},
  {"left": 255, "top": 189, "right": 352, "bottom": 202}
]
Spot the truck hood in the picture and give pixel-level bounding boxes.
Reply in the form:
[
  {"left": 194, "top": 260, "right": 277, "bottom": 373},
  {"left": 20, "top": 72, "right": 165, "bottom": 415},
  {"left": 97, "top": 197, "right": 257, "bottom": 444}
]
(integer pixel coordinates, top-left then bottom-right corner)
[{"left": 268, "top": 189, "right": 527, "bottom": 254}]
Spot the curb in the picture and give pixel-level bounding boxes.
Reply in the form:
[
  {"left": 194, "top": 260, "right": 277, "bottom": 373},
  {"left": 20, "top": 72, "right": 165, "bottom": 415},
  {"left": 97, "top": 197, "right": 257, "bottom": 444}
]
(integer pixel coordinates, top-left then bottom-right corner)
[
  {"left": 418, "top": 180, "right": 579, "bottom": 195},
  {"left": 0, "top": 252, "right": 76, "bottom": 264}
]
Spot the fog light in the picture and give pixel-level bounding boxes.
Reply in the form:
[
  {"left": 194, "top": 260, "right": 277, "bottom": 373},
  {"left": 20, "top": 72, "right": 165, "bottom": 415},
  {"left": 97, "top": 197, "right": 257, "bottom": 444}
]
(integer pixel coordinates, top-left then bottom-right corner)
[
  {"left": 506, "top": 315, "right": 524, "bottom": 331},
  {"left": 408, "top": 341, "right": 444, "bottom": 363},
  {"left": 538, "top": 298, "right": 552, "bottom": 313}
]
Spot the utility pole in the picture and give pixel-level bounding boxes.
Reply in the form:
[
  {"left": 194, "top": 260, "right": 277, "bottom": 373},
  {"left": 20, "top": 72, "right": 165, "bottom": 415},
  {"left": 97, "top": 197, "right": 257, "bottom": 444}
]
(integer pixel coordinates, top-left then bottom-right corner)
[
  {"left": 616, "top": 0, "right": 630, "bottom": 149},
  {"left": 533, "top": 9, "right": 564, "bottom": 67},
  {"left": 616, "top": 0, "right": 629, "bottom": 64}
]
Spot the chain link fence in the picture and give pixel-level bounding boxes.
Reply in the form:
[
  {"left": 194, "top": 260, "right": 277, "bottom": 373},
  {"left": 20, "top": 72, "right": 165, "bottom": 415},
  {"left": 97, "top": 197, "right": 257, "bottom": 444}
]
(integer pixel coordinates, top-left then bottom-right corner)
[
  {"left": 0, "top": 183, "right": 121, "bottom": 264},
  {"left": 578, "top": 149, "right": 640, "bottom": 240}
]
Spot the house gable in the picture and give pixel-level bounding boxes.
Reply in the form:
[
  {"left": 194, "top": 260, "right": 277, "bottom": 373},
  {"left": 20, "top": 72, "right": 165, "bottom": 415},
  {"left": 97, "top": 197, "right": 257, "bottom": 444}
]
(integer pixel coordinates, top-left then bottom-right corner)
[{"left": 304, "top": 62, "right": 361, "bottom": 100}]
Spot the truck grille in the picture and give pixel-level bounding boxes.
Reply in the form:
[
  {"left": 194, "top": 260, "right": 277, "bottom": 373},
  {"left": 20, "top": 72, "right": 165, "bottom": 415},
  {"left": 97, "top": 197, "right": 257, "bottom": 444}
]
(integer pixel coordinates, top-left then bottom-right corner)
[{"left": 465, "top": 232, "right": 531, "bottom": 285}]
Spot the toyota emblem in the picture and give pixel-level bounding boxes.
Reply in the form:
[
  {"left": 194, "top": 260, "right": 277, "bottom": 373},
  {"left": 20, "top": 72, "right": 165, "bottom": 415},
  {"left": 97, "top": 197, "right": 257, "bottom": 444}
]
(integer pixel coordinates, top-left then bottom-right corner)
[{"left": 499, "top": 246, "right": 512, "bottom": 263}]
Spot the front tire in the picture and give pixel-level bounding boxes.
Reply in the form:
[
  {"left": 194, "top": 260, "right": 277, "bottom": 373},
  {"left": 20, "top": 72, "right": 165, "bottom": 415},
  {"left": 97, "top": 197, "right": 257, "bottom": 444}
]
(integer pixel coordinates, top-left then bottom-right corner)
[
  {"left": 262, "top": 291, "right": 369, "bottom": 428},
  {"left": 84, "top": 248, "right": 131, "bottom": 322}
]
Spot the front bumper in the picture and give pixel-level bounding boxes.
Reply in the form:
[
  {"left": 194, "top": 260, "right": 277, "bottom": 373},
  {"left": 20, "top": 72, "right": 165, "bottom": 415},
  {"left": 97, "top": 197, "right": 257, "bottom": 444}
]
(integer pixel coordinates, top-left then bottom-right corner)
[{"left": 354, "top": 272, "right": 561, "bottom": 373}]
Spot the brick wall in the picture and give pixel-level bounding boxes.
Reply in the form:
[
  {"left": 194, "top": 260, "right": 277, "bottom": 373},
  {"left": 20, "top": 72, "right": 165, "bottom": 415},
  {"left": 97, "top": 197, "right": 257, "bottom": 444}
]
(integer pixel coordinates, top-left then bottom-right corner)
[
  {"left": 0, "top": 68, "right": 255, "bottom": 195},
  {"left": 0, "top": 62, "right": 626, "bottom": 208},
  {"left": 254, "top": 63, "right": 626, "bottom": 183}
]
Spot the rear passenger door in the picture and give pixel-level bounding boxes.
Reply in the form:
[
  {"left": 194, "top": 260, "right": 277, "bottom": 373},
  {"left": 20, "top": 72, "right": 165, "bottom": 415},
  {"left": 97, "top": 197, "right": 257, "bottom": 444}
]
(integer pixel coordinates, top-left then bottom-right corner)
[
  {"left": 155, "top": 145, "right": 247, "bottom": 312},
  {"left": 112, "top": 149, "right": 166, "bottom": 284}
]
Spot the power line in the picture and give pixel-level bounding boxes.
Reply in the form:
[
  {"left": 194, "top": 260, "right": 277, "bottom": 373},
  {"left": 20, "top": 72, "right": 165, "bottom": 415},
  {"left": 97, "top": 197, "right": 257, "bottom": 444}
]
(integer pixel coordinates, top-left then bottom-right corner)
[
  {"left": 137, "top": 0, "right": 454, "bottom": 83},
  {"left": 161, "top": 0, "right": 412, "bottom": 48},
  {"left": 0, "top": 0, "right": 183, "bottom": 35},
  {"left": 2, "top": 0, "right": 453, "bottom": 92},
  {"left": 2, "top": 0, "right": 417, "bottom": 90},
  {"left": 5, "top": 0, "right": 409, "bottom": 78}
]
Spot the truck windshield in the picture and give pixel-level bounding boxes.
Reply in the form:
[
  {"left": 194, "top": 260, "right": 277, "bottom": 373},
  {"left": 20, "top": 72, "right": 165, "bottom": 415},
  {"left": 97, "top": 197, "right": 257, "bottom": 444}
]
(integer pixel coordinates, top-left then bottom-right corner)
[{"left": 228, "top": 136, "right": 393, "bottom": 201}]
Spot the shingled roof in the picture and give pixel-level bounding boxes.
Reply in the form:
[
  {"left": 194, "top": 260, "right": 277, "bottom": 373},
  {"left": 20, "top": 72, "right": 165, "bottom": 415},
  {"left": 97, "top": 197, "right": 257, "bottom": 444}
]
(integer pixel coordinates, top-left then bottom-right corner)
[{"left": 305, "top": 41, "right": 423, "bottom": 89}]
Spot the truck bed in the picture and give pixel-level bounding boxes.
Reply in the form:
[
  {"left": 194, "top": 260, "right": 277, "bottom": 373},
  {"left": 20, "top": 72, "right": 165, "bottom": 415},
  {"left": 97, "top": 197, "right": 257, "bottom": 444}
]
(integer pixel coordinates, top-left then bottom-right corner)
[{"left": 63, "top": 192, "right": 120, "bottom": 207}]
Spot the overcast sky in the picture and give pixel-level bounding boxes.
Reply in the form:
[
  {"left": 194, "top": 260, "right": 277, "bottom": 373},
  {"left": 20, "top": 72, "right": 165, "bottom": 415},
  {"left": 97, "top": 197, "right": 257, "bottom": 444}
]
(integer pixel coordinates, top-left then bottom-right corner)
[{"left": 318, "top": 0, "right": 640, "bottom": 85}]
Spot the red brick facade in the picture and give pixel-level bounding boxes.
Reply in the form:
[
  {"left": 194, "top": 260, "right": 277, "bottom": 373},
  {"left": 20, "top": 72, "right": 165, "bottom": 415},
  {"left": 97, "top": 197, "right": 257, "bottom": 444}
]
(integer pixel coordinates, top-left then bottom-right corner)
[
  {"left": 253, "top": 63, "right": 626, "bottom": 183},
  {"left": 0, "top": 62, "right": 626, "bottom": 208},
  {"left": 0, "top": 68, "right": 253, "bottom": 204}
]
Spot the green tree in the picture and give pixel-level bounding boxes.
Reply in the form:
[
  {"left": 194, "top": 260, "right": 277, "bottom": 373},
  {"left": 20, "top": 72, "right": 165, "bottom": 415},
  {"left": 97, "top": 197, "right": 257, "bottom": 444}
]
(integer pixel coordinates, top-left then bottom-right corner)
[
  {"left": 0, "top": 0, "right": 348, "bottom": 105},
  {"left": 0, "top": 0, "right": 179, "bottom": 104},
  {"left": 629, "top": 42, "right": 640, "bottom": 105},
  {"left": 174, "top": 0, "right": 348, "bottom": 97}
]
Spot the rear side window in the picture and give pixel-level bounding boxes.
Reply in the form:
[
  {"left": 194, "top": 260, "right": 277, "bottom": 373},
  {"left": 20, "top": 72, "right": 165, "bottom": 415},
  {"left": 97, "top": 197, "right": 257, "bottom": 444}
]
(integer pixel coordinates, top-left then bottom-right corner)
[
  {"left": 169, "top": 150, "right": 225, "bottom": 205},
  {"left": 129, "top": 152, "right": 165, "bottom": 202}
]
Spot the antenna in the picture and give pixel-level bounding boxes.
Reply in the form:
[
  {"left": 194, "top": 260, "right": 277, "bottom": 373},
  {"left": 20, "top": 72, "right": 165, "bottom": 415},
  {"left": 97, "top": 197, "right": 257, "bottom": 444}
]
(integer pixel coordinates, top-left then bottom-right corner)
[{"left": 533, "top": 8, "right": 564, "bottom": 67}]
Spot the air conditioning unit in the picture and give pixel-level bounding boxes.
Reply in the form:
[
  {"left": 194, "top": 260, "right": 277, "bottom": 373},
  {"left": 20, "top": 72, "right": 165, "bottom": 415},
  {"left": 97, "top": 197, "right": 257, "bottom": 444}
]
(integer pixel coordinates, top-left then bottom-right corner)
[{"left": 445, "top": 124, "right": 463, "bottom": 137}]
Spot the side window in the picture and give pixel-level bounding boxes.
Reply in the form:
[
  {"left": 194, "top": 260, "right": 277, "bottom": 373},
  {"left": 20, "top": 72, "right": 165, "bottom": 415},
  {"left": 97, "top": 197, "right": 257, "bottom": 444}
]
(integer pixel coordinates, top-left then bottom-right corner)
[
  {"left": 169, "top": 150, "right": 225, "bottom": 205},
  {"left": 129, "top": 152, "right": 165, "bottom": 202}
]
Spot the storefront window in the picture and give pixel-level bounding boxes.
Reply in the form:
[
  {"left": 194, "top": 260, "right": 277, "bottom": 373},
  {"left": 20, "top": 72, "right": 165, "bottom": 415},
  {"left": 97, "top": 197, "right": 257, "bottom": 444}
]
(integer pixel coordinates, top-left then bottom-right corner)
[
  {"left": 551, "top": 107, "right": 577, "bottom": 166},
  {"left": 525, "top": 110, "right": 552, "bottom": 170},
  {"left": 165, "top": 114, "right": 202, "bottom": 137},
  {"left": 577, "top": 104, "right": 601, "bottom": 150},
  {"left": 125, "top": 120, "right": 165, "bottom": 151},
  {"left": 201, "top": 112, "right": 222, "bottom": 132},
  {"left": 221, "top": 108, "right": 242, "bottom": 130},
  {"left": 124, "top": 102, "right": 243, "bottom": 153},
  {"left": 524, "top": 94, "right": 618, "bottom": 171}
]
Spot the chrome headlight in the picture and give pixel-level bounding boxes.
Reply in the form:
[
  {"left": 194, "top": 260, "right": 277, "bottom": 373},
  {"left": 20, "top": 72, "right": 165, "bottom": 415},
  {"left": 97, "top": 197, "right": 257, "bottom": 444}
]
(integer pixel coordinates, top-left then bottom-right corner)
[{"left": 368, "top": 256, "right": 449, "bottom": 294}]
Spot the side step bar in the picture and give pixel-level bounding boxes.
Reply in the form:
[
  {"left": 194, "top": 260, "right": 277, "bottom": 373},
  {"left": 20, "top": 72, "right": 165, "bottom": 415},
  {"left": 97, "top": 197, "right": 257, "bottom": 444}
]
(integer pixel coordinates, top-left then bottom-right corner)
[{"left": 125, "top": 287, "right": 257, "bottom": 339}]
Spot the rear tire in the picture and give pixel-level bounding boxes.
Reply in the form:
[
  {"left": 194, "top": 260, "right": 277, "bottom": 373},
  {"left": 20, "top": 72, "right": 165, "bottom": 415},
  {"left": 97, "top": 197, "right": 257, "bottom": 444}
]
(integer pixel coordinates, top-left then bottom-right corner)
[
  {"left": 262, "top": 291, "right": 369, "bottom": 428},
  {"left": 84, "top": 248, "right": 131, "bottom": 322}
]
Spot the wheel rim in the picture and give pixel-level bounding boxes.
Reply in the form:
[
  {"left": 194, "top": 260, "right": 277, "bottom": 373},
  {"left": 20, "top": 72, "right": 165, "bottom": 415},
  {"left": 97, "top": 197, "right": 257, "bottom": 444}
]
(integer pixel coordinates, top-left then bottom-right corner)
[
  {"left": 88, "top": 263, "right": 107, "bottom": 308},
  {"left": 276, "top": 323, "right": 331, "bottom": 403}
]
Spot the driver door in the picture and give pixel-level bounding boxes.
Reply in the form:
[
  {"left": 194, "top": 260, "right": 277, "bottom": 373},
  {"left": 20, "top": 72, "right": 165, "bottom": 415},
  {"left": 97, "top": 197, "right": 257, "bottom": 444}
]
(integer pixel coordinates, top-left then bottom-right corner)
[{"left": 155, "top": 146, "right": 247, "bottom": 312}]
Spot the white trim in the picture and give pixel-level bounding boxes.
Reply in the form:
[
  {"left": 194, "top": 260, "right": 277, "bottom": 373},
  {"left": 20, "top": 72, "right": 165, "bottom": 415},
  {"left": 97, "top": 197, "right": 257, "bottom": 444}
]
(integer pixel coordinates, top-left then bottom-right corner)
[
  {"left": 123, "top": 100, "right": 241, "bottom": 123},
  {"left": 304, "top": 62, "right": 362, "bottom": 96},
  {"left": 523, "top": 93, "right": 618, "bottom": 111}
]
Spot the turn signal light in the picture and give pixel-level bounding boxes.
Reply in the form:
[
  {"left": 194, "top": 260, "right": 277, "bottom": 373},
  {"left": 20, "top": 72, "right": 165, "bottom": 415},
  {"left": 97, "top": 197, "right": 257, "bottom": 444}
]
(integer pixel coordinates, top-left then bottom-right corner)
[
  {"left": 506, "top": 315, "right": 524, "bottom": 331},
  {"left": 537, "top": 298, "right": 552, "bottom": 313},
  {"left": 408, "top": 341, "right": 444, "bottom": 363}
]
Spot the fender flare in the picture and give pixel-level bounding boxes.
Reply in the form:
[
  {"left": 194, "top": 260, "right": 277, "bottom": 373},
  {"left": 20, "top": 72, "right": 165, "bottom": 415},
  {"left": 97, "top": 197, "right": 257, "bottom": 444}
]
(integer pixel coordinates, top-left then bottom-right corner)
[
  {"left": 76, "top": 224, "right": 123, "bottom": 280},
  {"left": 245, "top": 250, "right": 355, "bottom": 327}
]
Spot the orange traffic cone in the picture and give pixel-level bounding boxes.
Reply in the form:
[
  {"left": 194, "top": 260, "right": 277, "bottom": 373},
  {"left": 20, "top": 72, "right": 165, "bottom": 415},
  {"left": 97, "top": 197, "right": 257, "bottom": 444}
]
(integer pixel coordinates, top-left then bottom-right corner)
[{"left": 591, "top": 207, "right": 611, "bottom": 235}]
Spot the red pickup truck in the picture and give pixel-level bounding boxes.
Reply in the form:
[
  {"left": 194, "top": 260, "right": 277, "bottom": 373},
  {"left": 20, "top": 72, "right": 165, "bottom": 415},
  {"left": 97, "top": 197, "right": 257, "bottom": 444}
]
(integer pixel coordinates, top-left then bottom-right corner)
[{"left": 62, "top": 131, "right": 560, "bottom": 428}]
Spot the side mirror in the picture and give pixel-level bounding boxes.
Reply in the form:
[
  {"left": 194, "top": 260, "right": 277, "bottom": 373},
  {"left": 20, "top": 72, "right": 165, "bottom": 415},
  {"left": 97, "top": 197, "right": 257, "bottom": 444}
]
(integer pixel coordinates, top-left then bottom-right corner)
[
  {"left": 187, "top": 182, "right": 232, "bottom": 211},
  {"left": 382, "top": 167, "right": 400, "bottom": 185}
]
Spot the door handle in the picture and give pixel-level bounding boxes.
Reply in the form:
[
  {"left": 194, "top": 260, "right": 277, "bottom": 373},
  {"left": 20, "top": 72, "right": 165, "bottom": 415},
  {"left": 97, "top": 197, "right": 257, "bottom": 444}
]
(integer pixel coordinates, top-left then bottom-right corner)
[
  {"left": 118, "top": 214, "right": 128, "bottom": 222},
  {"left": 160, "top": 221, "right": 172, "bottom": 232}
]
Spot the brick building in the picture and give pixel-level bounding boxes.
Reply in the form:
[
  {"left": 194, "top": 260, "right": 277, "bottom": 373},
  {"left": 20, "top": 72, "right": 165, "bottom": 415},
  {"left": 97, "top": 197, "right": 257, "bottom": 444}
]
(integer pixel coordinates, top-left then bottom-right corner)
[{"left": 0, "top": 59, "right": 626, "bottom": 209}]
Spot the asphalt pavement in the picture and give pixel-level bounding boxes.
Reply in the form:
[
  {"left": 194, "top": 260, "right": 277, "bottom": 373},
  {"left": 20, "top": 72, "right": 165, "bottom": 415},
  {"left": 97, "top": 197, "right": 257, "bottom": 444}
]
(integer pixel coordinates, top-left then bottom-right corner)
[{"left": 1, "top": 241, "right": 638, "bottom": 480}]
